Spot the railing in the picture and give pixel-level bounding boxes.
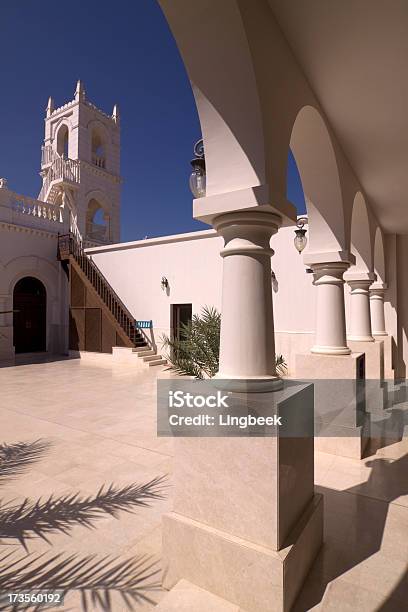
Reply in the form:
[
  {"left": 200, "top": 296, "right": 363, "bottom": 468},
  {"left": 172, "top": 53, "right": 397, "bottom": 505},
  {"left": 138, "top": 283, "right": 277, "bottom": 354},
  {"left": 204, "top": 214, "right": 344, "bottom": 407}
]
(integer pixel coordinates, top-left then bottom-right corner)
[
  {"left": 41, "top": 145, "right": 59, "bottom": 166},
  {"left": 58, "top": 233, "right": 151, "bottom": 347},
  {"left": 39, "top": 156, "right": 80, "bottom": 202},
  {"left": 11, "top": 195, "right": 65, "bottom": 228},
  {"left": 92, "top": 154, "right": 106, "bottom": 169}
]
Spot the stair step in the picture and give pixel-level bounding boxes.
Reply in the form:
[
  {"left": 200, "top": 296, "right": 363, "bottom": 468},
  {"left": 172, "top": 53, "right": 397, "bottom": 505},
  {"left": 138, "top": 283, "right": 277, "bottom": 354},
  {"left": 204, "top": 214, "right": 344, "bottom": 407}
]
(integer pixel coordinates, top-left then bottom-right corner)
[
  {"left": 142, "top": 354, "right": 162, "bottom": 362},
  {"left": 132, "top": 346, "right": 152, "bottom": 354},
  {"left": 148, "top": 358, "right": 167, "bottom": 367}
]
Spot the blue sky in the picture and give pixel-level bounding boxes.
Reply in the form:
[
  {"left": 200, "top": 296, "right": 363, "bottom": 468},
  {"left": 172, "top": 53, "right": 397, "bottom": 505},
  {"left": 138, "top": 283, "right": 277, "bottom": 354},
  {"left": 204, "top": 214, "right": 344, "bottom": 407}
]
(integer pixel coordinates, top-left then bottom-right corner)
[{"left": 0, "top": 0, "right": 305, "bottom": 243}]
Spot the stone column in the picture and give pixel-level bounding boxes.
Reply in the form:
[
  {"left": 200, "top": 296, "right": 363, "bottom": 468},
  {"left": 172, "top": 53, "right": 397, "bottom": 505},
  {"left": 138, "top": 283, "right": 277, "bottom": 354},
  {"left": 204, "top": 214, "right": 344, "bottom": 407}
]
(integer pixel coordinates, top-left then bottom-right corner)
[
  {"left": 212, "top": 210, "right": 282, "bottom": 391},
  {"left": 345, "top": 272, "right": 375, "bottom": 342},
  {"left": 309, "top": 262, "right": 351, "bottom": 355},
  {"left": 369, "top": 282, "right": 387, "bottom": 336}
]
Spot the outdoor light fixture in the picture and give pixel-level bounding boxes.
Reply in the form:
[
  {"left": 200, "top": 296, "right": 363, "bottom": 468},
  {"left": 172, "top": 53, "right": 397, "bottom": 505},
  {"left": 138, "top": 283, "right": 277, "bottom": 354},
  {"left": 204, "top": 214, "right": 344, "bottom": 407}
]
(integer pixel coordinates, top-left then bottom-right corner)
[
  {"left": 161, "top": 276, "right": 169, "bottom": 291},
  {"left": 294, "top": 217, "right": 308, "bottom": 254},
  {"left": 189, "top": 139, "right": 206, "bottom": 198}
]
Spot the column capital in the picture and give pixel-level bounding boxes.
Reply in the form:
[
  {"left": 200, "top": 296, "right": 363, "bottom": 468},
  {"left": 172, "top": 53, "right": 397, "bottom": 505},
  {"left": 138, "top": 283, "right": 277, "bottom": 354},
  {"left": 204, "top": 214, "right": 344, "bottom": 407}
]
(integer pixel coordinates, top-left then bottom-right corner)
[
  {"left": 369, "top": 281, "right": 387, "bottom": 293},
  {"left": 344, "top": 270, "right": 376, "bottom": 285},
  {"left": 213, "top": 210, "right": 281, "bottom": 258},
  {"left": 304, "top": 250, "right": 355, "bottom": 267}
]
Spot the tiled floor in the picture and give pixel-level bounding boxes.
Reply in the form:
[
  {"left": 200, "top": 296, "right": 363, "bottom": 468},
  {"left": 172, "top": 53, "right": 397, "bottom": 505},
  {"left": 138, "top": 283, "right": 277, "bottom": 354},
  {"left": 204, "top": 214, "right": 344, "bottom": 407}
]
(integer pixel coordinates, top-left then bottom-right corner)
[{"left": 0, "top": 356, "right": 407, "bottom": 611}]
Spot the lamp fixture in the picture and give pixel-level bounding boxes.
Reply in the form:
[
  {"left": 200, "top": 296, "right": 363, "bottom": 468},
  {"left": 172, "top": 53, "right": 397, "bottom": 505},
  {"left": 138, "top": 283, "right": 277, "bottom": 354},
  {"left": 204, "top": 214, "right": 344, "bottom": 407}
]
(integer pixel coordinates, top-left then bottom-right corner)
[
  {"left": 294, "top": 217, "right": 308, "bottom": 254},
  {"left": 161, "top": 276, "right": 169, "bottom": 291},
  {"left": 189, "top": 139, "right": 206, "bottom": 198}
]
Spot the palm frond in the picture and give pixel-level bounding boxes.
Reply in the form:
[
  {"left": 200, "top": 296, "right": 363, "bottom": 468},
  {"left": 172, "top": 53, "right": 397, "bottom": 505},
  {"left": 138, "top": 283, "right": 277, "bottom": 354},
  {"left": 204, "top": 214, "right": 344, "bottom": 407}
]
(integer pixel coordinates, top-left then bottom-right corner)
[
  {"left": 0, "top": 551, "right": 161, "bottom": 611},
  {"left": 0, "top": 476, "right": 167, "bottom": 549},
  {"left": 162, "top": 306, "right": 287, "bottom": 380},
  {"left": 0, "top": 440, "right": 51, "bottom": 484}
]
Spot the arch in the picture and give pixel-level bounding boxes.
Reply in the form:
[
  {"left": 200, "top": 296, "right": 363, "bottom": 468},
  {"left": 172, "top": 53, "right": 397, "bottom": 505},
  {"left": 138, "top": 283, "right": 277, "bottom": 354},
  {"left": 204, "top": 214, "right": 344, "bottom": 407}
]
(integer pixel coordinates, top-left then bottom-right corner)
[
  {"left": 289, "top": 105, "right": 346, "bottom": 253},
  {"left": 159, "top": 1, "right": 267, "bottom": 197},
  {"left": 86, "top": 197, "right": 110, "bottom": 242},
  {"left": 56, "top": 123, "right": 69, "bottom": 157},
  {"left": 350, "top": 192, "right": 373, "bottom": 272},
  {"left": 13, "top": 277, "right": 46, "bottom": 353},
  {"left": 373, "top": 226, "right": 386, "bottom": 283},
  {"left": 89, "top": 120, "right": 110, "bottom": 169}
]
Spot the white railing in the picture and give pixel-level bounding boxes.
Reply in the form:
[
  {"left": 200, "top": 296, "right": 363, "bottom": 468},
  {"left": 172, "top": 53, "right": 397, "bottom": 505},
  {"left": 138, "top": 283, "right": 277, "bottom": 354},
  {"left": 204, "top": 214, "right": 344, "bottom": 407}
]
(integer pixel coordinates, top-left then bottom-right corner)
[
  {"left": 39, "top": 156, "right": 80, "bottom": 202},
  {"left": 11, "top": 194, "right": 65, "bottom": 229},
  {"left": 41, "top": 145, "right": 59, "bottom": 166},
  {"left": 92, "top": 154, "right": 106, "bottom": 169}
]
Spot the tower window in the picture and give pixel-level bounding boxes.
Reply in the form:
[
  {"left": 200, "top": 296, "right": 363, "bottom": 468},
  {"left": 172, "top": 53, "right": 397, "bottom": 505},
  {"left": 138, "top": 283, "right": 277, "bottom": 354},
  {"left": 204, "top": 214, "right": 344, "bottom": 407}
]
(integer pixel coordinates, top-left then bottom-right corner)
[
  {"left": 86, "top": 198, "right": 110, "bottom": 242},
  {"left": 56, "top": 124, "right": 69, "bottom": 157},
  {"left": 91, "top": 131, "right": 106, "bottom": 169}
]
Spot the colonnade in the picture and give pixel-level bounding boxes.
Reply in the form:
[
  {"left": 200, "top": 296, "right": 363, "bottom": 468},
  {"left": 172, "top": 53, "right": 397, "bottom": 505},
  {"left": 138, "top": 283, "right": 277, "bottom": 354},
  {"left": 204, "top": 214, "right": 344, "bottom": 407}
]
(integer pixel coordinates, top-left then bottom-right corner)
[{"left": 214, "top": 227, "right": 388, "bottom": 386}]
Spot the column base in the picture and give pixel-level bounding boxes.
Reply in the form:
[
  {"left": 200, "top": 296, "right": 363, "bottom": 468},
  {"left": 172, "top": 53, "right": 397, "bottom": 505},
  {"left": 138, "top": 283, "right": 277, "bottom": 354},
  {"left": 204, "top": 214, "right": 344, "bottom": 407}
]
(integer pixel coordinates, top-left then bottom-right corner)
[
  {"left": 213, "top": 374, "right": 283, "bottom": 393},
  {"left": 295, "top": 352, "right": 368, "bottom": 457},
  {"left": 162, "top": 494, "right": 323, "bottom": 612},
  {"left": 373, "top": 331, "right": 388, "bottom": 337},
  {"left": 311, "top": 345, "right": 351, "bottom": 356},
  {"left": 347, "top": 335, "right": 374, "bottom": 342}
]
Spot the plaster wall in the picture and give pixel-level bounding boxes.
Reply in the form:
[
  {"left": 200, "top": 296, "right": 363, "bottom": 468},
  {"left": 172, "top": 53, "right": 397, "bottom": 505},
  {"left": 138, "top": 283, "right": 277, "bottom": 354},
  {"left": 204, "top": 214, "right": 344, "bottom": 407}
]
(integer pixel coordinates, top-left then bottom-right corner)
[
  {"left": 0, "top": 225, "right": 68, "bottom": 358},
  {"left": 87, "top": 225, "right": 316, "bottom": 372}
]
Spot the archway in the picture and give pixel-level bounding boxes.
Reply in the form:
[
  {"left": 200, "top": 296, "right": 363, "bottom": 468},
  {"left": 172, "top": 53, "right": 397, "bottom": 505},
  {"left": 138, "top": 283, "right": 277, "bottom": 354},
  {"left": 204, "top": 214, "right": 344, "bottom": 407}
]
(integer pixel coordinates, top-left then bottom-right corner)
[
  {"left": 13, "top": 277, "right": 46, "bottom": 353},
  {"left": 56, "top": 124, "right": 69, "bottom": 157},
  {"left": 350, "top": 192, "right": 373, "bottom": 273},
  {"left": 374, "top": 227, "right": 386, "bottom": 283},
  {"left": 86, "top": 198, "right": 110, "bottom": 242},
  {"left": 91, "top": 129, "right": 106, "bottom": 168},
  {"left": 289, "top": 105, "right": 346, "bottom": 253}
]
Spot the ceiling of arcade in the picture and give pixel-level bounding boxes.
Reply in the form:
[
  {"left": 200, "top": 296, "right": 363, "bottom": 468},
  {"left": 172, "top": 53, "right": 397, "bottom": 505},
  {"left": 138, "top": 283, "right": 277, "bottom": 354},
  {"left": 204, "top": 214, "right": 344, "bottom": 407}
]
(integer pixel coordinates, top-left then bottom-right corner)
[{"left": 268, "top": 0, "right": 408, "bottom": 235}]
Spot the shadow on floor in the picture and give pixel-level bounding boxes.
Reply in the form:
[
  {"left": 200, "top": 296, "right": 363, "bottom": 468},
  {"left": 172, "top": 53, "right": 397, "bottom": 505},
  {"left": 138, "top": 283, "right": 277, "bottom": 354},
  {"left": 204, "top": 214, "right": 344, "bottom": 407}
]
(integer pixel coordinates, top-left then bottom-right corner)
[
  {"left": 0, "top": 439, "right": 167, "bottom": 610},
  {"left": 294, "top": 433, "right": 408, "bottom": 610}
]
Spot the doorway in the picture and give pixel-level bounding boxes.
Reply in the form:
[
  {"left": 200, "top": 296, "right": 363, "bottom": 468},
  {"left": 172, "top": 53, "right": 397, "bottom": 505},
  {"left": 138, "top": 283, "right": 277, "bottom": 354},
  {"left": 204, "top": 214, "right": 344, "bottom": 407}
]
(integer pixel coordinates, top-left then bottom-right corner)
[
  {"left": 171, "top": 303, "right": 192, "bottom": 342},
  {"left": 13, "top": 277, "right": 46, "bottom": 353}
]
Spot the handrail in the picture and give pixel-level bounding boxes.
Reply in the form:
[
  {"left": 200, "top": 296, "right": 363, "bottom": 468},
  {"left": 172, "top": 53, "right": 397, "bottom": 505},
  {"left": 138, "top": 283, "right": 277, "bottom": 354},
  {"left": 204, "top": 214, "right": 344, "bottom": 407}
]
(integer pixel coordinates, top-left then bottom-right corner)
[{"left": 59, "top": 232, "right": 152, "bottom": 348}]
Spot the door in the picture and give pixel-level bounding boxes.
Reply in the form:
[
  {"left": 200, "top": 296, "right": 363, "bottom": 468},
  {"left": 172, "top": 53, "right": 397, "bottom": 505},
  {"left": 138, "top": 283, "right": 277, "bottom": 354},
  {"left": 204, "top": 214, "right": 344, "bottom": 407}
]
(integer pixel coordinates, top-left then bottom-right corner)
[
  {"left": 171, "top": 304, "right": 192, "bottom": 342},
  {"left": 13, "top": 277, "right": 47, "bottom": 353}
]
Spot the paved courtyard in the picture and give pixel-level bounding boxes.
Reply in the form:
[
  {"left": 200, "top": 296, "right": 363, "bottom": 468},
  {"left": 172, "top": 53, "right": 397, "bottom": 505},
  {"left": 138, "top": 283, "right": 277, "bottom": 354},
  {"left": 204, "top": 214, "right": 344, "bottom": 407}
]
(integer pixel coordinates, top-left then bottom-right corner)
[{"left": 0, "top": 356, "right": 407, "bottom": 610}]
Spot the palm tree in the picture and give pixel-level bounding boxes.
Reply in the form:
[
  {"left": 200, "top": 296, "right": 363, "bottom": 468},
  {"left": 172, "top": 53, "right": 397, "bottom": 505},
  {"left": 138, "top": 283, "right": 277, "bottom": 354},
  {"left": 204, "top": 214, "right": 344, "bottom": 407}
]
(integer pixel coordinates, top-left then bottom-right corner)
[{"left": 162, "top": 306, "right": 287, "bottom": 379}]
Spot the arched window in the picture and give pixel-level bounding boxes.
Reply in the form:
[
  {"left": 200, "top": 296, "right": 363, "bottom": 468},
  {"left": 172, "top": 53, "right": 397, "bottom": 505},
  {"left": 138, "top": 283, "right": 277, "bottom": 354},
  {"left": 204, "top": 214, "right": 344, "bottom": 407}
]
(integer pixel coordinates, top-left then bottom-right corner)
[
  {"left": 91, "top": 130, "right": 106, "bottom": 168},
  {"left": 56, "top": 124, "right": 69, "bottom": 157},
  {"left": 86, "top": 198, "right": 110, "bottom": 242}
]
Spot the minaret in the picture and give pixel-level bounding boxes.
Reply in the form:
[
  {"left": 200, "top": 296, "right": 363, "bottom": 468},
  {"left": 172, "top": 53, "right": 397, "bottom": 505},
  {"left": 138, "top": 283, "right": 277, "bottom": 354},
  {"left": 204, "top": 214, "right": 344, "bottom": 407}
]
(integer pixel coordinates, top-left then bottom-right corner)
[{"left": 39, "top": 81, "right": 121, "bottom": 244}]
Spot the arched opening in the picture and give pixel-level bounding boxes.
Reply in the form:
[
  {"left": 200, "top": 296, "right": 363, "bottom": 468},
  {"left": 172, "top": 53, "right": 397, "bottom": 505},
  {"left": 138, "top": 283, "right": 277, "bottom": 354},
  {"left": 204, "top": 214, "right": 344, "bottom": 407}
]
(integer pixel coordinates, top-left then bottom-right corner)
[
  {"left": 374, "top": 227, "right": 386, "bottom": 283},
  {"left": 290, "top": 106, "right": 346, "bottom": 253},
  {"left": 86, "top": 198, "right": 110, "bottom": 242},
  {"left": 91, "top": 130, "right": 106, "bottom": 168},
  {"left": 13, "top": 277, "right": 46, "bottom": 353},
  {"left": 56, "top": 124, "right": 69, "bottom": 158},
  {"left": 350, "top": 192, "right": 372, "bottom": 273}
]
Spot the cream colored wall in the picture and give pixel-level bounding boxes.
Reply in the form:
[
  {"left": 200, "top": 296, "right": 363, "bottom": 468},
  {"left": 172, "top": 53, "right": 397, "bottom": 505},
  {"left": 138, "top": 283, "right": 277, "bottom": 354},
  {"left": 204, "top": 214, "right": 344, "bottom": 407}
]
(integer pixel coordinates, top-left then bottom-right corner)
[
  {"left": 0, "top": 225, "right": 68, "bottom": 358},
  {"left": 87, "top": 225, "right": 316, "bottom": 372}
]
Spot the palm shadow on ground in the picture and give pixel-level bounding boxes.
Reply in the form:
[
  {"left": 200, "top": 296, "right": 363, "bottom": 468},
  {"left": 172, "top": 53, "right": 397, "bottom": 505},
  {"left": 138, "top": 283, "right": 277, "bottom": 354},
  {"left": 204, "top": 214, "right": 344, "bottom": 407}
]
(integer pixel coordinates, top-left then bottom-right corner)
[{"left": 0, "top": 439, "right": 167, "bottom": 611}]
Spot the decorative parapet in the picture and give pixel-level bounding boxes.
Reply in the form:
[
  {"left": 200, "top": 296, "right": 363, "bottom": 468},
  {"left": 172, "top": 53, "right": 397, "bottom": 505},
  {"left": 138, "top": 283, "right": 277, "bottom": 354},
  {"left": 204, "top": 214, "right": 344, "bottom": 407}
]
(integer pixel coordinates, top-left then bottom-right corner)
[{"left": 0, "top": 188, "right": 67, "bottom": 234}]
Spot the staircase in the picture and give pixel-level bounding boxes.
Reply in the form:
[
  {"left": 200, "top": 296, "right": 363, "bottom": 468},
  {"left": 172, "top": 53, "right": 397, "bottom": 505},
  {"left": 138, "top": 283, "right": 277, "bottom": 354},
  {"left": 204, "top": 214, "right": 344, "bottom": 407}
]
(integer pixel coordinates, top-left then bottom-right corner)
[
  {"left": 39, "top": 148, "right": 80, "bottom": 204},
  {"left": 58, "top": 233, "right": 167, "bottom": 367}
]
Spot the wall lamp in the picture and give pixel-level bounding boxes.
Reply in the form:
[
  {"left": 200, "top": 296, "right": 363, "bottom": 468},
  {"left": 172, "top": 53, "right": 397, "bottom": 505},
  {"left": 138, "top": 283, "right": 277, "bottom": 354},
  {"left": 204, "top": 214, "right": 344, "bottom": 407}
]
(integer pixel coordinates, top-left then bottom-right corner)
[
  {"left": 189, "top": 139, "right": 206, "bottom": 198},
  {"left": 161, "top": 276, "right": 169, "bottom": 291},
  {"left": 294, "top": 217, "right": 308, "bottom": 254}
]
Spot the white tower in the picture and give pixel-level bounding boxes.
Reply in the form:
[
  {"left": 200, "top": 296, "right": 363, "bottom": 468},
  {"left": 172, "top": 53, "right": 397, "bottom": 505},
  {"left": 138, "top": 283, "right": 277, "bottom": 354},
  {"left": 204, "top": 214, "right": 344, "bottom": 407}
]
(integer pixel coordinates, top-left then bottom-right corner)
[{"left": 39, "top": 80, "right": 121, "bottom": 244}]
